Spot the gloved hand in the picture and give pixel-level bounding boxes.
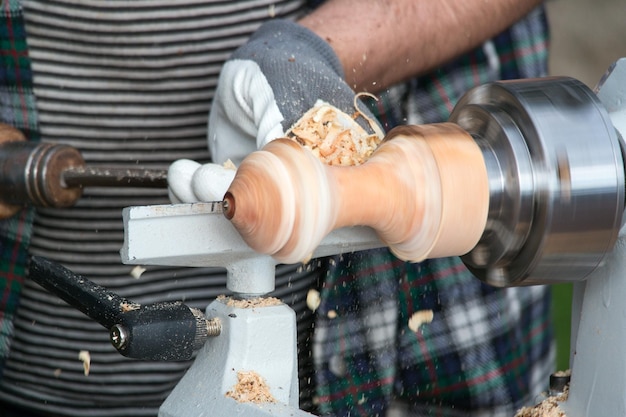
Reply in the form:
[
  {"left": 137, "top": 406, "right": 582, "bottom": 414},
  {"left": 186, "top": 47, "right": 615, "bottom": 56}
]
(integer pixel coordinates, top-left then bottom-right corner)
[
  {"left": 167, "top": 159, "right": 235, "bottom": 203},
  {"left": 208, "top": 18, "right": 379, "bottom": 165},
  {"left": 169, "top": 18, "right": 380, "bottom": 203}
]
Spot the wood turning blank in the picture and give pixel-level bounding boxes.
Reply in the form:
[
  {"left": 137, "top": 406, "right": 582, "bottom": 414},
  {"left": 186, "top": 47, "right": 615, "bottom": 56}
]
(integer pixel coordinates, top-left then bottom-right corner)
[{"left": 224, "top": 123, "right": 490, "bottom": 265}]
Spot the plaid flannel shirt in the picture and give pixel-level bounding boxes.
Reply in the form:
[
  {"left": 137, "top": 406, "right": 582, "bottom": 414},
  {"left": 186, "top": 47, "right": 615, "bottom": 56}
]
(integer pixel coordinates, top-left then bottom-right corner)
[
  {"left": 312, "top": 6, "right": 554, "bottom": 417},
  {"left": 0, "top": 0, "right": 39, "bottom": 374}
]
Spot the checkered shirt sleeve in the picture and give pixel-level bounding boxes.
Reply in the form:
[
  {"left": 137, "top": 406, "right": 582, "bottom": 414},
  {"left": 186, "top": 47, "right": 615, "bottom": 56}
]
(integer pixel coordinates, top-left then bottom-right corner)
[{"left": 0, "top": 0, "right": 40, "bottom": 372}]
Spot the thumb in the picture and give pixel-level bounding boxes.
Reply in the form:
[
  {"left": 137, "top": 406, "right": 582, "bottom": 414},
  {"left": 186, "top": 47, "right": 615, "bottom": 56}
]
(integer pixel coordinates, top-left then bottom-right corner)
[{"left": 209, "top": 60, "right": 285, "bottom": 165}]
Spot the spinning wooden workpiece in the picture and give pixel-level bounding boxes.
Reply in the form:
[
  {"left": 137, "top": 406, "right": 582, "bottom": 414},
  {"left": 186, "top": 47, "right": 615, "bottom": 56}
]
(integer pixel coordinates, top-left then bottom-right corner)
[{"left": 223, "top": 123, "right": 490, "bottom": 264}]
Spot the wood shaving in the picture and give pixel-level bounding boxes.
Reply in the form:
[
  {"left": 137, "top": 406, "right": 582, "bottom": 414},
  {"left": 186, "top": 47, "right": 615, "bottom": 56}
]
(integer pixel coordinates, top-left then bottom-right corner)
[
  {"left": 130, "top": 265, "right": 146, "bottom": 279},
  {"left": 514, "top": 388, "right": 568, "bottom": 417},
  {"left": 120, "top": 301, "right": 141, "bottom": 312},
  {"left": 226, "top": 370, "right": 277, "bottom": 404},
  {"left": 223, "top": 159, "right": 237, "bottom": 170},
  {"left": 78, "top": 350, "right": 91, "bottom": 376},
  {"left": 286, "top": 98, "right": 383, "bottom": 166},
  {"left": 353, "top": 92, "right": 385, "bottom": 139},
  {"left": 408, "top": 310, "right": 434, "bottom": 332},
  {"left": 217, "top": 295, "right": 282, "bottom": 308},
  {"left": 306, "top": 289, "right": 321, "bottom": 312}
]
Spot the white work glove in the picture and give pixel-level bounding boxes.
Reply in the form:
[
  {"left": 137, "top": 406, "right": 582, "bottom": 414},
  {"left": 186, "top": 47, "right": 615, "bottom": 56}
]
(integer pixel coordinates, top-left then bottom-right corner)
[
  {"left": 168, "top": 19, "right": 380, "bottom": 203},
  {"left": 209, "top": 18, "right": 380, "bottom": 165}
]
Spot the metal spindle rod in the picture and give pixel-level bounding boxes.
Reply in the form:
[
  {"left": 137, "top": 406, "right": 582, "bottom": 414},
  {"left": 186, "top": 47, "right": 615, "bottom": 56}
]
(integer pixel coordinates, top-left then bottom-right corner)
[{"left": 62, "top": 166, "right": 168, "bottom": 188}]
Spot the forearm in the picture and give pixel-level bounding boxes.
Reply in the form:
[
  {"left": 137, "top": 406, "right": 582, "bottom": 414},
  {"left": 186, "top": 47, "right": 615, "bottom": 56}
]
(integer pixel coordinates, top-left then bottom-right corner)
[{"left": 299, "top": 0, "right": 543, "bottom": 92}]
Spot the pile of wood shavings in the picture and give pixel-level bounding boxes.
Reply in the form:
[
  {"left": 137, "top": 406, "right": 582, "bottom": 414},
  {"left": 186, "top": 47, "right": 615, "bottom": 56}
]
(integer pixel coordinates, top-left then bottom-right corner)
[
  {"left": 217, "top": 295, "right": 282, "bottom": 308},
  {"left": 286, "top": 96, "right": 383, "bottom": 166},
  {"left": 514, "top": 388, "right": 568, "bottom": 417},
  {"left": 226, "top": 370, "right": 277, "bottom": 404}
]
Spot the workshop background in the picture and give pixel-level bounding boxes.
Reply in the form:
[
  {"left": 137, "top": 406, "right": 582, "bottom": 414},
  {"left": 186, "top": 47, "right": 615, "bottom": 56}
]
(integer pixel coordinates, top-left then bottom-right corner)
[{"left": 546, "top": 0, "right": 626, "bottom": 371}]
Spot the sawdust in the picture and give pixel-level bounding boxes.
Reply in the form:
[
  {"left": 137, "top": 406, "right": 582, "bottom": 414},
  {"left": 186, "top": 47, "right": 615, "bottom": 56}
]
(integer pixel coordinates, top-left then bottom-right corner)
[
  {"left": 217, "top": 295, "right": 282, "bottom": 308},
  {"left": 226, "top": 370, "right": 277, "bottom": 404},
  {"left": 514, "top": 387, "right": 568, "bottom": 417},
  {"left": 552, "top": 369, "right": 570, "bottom": 378}
]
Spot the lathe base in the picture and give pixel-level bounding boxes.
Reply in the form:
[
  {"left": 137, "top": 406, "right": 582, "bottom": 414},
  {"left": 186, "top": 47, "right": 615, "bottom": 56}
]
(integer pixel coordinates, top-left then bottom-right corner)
[{"left": 158, "top": 298, "right": 315, "bottom": 417}]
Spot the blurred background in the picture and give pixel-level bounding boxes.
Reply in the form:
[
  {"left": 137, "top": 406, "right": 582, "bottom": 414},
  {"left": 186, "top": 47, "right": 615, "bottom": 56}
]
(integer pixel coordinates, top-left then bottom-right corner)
[
  {"left": 545, "top": 0, "right": 626, "bottom": 371},
  {"left": 547, "top": 0, "right": 626, "bottom": 86}
]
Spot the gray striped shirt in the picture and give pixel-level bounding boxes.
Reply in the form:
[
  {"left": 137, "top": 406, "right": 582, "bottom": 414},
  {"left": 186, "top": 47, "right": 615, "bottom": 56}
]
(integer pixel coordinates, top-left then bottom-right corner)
[{"left": 0, "top": 1, "right": 319, "bottom": 415}]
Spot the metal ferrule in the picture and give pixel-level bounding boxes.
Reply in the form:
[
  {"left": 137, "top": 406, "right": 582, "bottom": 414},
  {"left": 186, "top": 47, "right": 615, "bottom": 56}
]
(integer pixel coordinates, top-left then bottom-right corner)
[
  {"left": 0, "top": 141, "right": 84, "bottom": 208},
  {"left": 190, "top": 308, "right": 221, "bottom": 351}
]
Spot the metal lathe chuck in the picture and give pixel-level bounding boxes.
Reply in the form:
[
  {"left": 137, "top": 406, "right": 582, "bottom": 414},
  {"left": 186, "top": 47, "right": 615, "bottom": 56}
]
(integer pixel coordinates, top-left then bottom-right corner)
[{"left": 452, "top": 77, "right": 625, "bottom": 287}]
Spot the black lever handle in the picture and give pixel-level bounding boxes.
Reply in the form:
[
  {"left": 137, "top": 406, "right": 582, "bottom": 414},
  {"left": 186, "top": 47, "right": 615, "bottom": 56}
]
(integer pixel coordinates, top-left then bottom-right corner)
[{"left": 28, "top": 256, "right": 220, "bottom": 361}]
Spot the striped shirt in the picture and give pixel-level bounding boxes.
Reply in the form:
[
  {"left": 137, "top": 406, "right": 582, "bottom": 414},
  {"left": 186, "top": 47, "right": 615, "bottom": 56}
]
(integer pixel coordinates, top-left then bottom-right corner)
[{"left": 0, "top": 1, "right": 319, "bottom": 416}]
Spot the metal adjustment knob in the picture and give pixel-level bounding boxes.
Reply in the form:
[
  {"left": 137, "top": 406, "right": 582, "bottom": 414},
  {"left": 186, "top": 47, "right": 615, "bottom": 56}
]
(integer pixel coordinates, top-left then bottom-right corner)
[{"left": 28, "top": 256, "right": 220, "bottom": 361}]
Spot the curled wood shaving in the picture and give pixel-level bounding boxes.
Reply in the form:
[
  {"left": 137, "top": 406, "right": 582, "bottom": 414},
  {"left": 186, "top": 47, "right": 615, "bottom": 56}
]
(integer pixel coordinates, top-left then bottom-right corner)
[
  {"left": 408, "top": 310, "right": 434, "bottom": 332},
  {"left": 226, "top": 370, "right": 277, "bottom": 404},
  {"left": 286, "top": 97, "right": 383, "bottom": 166},
  {"left": 354, "top": 92, "right": 385, "bottom": 140},
  {"left": 78, "top": 350, "right": 91, "bottom": 376}
]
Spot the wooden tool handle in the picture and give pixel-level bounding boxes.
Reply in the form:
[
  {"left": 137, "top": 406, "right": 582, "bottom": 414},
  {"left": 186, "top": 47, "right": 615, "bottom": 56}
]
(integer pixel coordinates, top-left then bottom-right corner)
[{"left": 224, "top": 123, "right": 490, "bottom": 264}]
